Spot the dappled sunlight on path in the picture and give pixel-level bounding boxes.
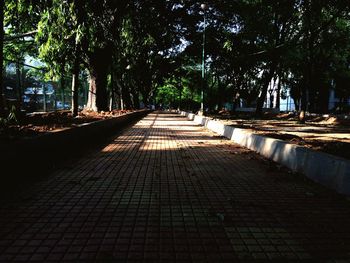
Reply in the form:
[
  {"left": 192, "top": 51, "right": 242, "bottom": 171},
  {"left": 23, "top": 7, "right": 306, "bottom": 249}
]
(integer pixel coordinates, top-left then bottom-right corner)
[{"left": 0, "top": 112, "right": 350, "bottom": 262}]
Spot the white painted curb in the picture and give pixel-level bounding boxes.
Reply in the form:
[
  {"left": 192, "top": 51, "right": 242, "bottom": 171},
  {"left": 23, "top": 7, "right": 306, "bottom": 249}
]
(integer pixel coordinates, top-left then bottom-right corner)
[{"left": 180, "top": 111, "right": 350, "bottom": 196}]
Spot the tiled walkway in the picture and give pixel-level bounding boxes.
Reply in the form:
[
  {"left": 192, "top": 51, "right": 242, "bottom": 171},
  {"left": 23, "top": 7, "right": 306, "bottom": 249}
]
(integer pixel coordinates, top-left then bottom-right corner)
[{"left": 1, "top": 112, "right": 350, "bottom": 262}]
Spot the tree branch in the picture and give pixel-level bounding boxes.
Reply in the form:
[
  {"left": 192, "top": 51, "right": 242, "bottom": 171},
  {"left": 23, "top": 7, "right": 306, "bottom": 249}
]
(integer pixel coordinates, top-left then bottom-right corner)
[
  {"left": 4, "top": 58, "right": 47, "bottom": 71},
  {"left": 4, "top": 30, "right": 38, "bottom": 42}
]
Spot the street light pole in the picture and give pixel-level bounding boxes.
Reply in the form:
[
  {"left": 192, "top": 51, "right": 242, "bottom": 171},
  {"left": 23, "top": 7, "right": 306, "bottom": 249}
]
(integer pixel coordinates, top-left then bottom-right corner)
[{"left": 200, "top": 3, "right": 207, "bottom": 115}]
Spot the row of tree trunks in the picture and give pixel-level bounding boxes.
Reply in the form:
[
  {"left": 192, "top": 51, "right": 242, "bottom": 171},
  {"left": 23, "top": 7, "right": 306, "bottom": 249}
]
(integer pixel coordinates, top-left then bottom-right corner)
[
  {"left": 266, "top": 76, "right": 281, "bottom": 110},
  {"left": 108, "top": 65, "right": 141, "bottom": 111},
  {"left": 255, "top": 61, "right": 278, "bottom": 116}
]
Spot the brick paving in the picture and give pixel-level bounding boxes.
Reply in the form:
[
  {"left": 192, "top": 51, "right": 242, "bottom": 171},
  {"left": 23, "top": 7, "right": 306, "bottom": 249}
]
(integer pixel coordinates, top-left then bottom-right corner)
[{"left": 1, "top": 112, "right": 350, "bottom": 262}]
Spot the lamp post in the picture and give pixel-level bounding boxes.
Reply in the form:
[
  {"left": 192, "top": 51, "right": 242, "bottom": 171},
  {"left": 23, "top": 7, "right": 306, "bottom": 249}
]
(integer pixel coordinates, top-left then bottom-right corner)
[
  {"left": 200, "top": 3, "right": 207, "bottom": 115},
  {"left": 119, "top": 64, "right": 131, "bottom": 111}
]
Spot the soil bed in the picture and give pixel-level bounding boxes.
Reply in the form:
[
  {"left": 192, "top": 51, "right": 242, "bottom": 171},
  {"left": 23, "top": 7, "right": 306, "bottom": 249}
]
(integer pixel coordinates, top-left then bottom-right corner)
[
  {"left": 0, "top": 109, "right": 134, "bottom": 140},
  {"left": 0, "top": 109, "right": 149, "bottom": 196}
]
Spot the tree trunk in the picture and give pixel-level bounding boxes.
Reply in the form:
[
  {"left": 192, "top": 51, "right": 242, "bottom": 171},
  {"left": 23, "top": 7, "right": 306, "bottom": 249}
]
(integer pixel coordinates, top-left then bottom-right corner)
[
  {"left": 116, "top": 81, "right": 123, "bottom": 110},
  {"left": 109, "top": 72, "right": 115, "bottom": 111},
  {"left": 71, "top": 38, "right": 80, "bottom": 115},
  {"left": 276, "top": 77, "right": 281, "bottom": 109},
  {"left": 86, "top": 49, "right": 110, "bottom": 112},
  {"left": 293, "top": 96, "right": 299, "bottom": 112},
  {"left": 299, "top": 0, "right": 313, "bottom": 122},
  {"left": 299, "top": 87, "right": 308, "bottom": 123},
  {"left": 255, "top": 62, "right": 277, "bottom": 116},
  {"left": 59, "top": 62, "right": 66, "bottom": 110},
  {"left": 121, "top": 83, "right": 132, "bottom": 109},
  {"left": 83, "top": 80, "right": 88, "bottom": 106},
  {"left": 114, "top": 74, "right": 125, "bottom": 110},
  {"left": 141, "top": 90, "right": 150, "bottom": 108},
  {"left": 0, "top": 0, "right": 4, "bottom": 115},
  {"left": 132, "top": 91, "right": 140, "bottom": 109},
  {"left": 216, "top": 74, "right": 225, "bottom": 110},
  {"left": 87, "top": 67, "right": 109, "bottom": 111},
  {"left": 109, "top": 92, "right": 114, "bottom": 111},
  {"left": 269, "top": 89, "right": 274, "bottom": 108},
  {"left": 300, "top": 58, "right": 311, "bottom": 123},
  {"left": 87, "top": 75, "right": 97, "bottom": 111},
  {"left": 71, "top": 68, "right": 79, "bottom": 116}
]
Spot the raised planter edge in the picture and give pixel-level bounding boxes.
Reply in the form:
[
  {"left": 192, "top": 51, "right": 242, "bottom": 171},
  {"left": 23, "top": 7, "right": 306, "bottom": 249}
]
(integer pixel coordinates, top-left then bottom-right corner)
[{"left": 179, "top": 110, "right": 350, "bottom": 196}]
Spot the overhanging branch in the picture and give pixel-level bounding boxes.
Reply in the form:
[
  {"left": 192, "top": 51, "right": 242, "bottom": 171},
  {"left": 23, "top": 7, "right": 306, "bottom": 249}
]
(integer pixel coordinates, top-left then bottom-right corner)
[
  {"left": 4, "top": 30, "right": 38, "bottom": 42},
  {"left": 4, "top": 58, "right": 47, "bottom": 71}
]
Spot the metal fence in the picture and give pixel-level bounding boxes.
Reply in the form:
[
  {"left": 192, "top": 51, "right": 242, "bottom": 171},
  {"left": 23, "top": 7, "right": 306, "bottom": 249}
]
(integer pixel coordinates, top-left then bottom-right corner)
[{"left": 4, "top": 63, "right": 88, "bottom": 113}]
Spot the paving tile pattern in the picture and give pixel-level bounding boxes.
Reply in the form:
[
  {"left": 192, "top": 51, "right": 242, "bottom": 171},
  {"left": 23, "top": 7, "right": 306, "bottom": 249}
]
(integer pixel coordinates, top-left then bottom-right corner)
[{"left": 1, "top": 112, "right": 350, "bottom": 262}]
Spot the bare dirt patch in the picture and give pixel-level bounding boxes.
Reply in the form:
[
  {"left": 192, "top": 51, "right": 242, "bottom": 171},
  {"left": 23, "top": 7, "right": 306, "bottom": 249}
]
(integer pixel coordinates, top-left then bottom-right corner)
[
  {"left": 208, "top": 111, "right": 350, "bottom": 160},
  {"left": 0, "top": 109, "right": 134, "bottom": 140}
]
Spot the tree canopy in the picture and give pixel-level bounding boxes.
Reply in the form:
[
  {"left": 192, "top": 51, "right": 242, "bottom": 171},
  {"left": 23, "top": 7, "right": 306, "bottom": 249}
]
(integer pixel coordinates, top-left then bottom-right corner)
[{"left": 1, "top": 0, "right": 350, "bottom": 117}]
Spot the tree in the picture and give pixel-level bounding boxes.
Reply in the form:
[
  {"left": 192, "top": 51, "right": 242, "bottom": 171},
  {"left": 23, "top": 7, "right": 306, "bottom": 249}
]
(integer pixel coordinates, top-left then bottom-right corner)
[
  {"left": 111, "top": 0, "right": 186, "bottom": 109},
  {"left": 4, "top": 0, "right": 47, "bottom": 104},
  {"left": 36, "top": 0, "right": 84, "bottom": 115},
  {"left": 3, "top": 0, "right": 350, "bottom": 117}
]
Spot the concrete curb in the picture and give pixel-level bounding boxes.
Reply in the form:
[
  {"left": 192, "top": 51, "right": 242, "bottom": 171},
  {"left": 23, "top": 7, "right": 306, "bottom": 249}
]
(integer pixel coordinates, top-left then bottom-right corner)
[{"left": 180, "top": 111, "right": 350, "bottom": 195}]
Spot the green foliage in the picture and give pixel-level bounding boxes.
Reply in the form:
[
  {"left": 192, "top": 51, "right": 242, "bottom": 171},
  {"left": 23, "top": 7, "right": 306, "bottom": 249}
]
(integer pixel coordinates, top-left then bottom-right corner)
[
  {"left": 36, "top": 1, "right": 78, "bottom": 79},
  {"left": 2, "top": 0, "right": 350, "bottom": 113},
  {"left": 155, "top": 66, "right": 201, "bottom": 110},
  {"left": 4, "top": 0, "right": 46, "bottom": 61}
]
